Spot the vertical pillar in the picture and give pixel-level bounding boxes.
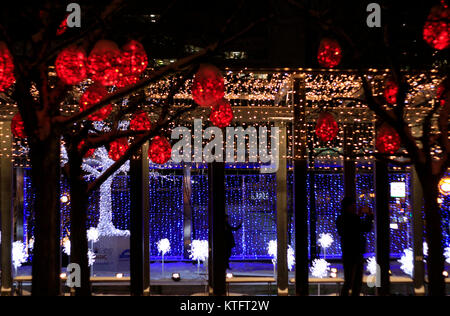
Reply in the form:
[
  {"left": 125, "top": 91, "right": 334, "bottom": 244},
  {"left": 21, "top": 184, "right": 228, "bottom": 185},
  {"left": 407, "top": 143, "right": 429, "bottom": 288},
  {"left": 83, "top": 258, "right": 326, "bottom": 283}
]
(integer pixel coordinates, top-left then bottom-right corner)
[
  {"left": 307, "top": 142, "right": 317, "bottom": 261},
  {"left": 412, "top": 168, "right": 425, "bottom": 295},
  {"left": 276, "top": 122, "right": 288, "bottom": 296},
  {"left": 374, "top": 159, "right": 390, "bottom": 296},
  {"left": 344, "top": 125, "right": 356, "bottom": 199},
  {"left": 183, "top": 163, "right": 192, "bottom": 259},
  {"left": 0, "top": 120, "right": 13, "bottom": 296},
  {"left": 130, "top": 146, "right": 145, "bottom": 296},
  {"left": 142, "top": 143, "right": 150, "bottom": 296},
  {"left": 293, "top": 75, "right": 309, "bottom": 296},
  {"left": 14, "top": 168, "right": 24, "bottom": 241},
  {"left": 208, "top": 161, "right": 226, "bottom": 296}
]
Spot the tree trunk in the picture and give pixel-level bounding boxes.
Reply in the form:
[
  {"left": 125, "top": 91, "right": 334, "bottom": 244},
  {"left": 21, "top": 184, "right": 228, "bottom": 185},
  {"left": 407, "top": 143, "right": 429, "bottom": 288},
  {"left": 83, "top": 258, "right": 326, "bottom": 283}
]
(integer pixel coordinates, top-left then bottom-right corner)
[
  {"left": 420, "top": 174, "right": 445, "bottom": 296},
  {"left": 68, "top": 152, "right": 91, "bottom": 296},
  {"left": 30, "top": 135, "right": 61, "bottom": 296}
]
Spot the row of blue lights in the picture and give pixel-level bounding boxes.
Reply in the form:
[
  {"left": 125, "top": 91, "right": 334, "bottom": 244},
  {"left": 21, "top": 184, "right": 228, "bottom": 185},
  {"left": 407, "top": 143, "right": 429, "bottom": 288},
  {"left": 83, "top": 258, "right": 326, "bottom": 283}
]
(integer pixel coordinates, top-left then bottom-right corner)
[{"left": 22, "top": 169, "right": 449, "bottom": 260}]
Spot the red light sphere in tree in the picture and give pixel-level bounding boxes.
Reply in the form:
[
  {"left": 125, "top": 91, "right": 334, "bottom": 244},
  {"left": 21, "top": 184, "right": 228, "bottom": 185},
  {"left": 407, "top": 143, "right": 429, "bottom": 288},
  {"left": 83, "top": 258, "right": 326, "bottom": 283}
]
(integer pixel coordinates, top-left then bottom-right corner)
[
  {"left": 77, "top": 140, "right": 95, "bottom": 158},
  {"left": 117, "top": 40, "right": 148, "bottom": 88},
  {"left": 191, "top": 64, "right": 225, "bottom": 107},
  {"left": 210, "top": 99, "right": 234, "bottom": 128},
  {"left": 384, "top": 79, "right": 398, "bottom": 105},
  {"left": 87, "top": 40, "right": 121, "bottom": 86},
  {"left": 130, "top": 111, "right": 151, "bottom": 131},
  {"left": 437, "top": 84, "right": 447, "bottom": 106},
  {"left": 0, "top": 42, "right": 15, "bottom": 92},
  {"left": 376, "top": 124, "right": 401, "bottom": 154},
  {"left": 317, "top": 38, "right": 342, "bottom": 68},
  {"left": 108, "top": 138, "right": 129, "bottom": 161},
  {"left": 423, "top": 3, "right": 450, "bottom": 50},
  {"left": 55, "top": 46, "right": 87, "bottom": 85},
  {"left": 79, "top": 85, "right": 112, "bottom": 121},
  {"left": 56, "top": 16, "right": 68, "bottom": 36},
  {"left": 11, "top": 113, "right": 26, "bottom": 138},
  {"left": 148, "top": 136, "right": 172, "bottom": 164},
  {"left": 315, "top": 112, "right": 339, "bottom": 142}
]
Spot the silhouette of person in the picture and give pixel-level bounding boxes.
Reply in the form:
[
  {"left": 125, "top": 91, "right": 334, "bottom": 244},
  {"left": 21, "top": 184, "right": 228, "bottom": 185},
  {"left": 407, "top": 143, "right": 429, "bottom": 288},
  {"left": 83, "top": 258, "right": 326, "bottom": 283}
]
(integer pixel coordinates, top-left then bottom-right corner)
[
  {"left": 225, "top": 214, "right": 242, "bottom": 270},
  {"left": 336, "top": 197, "right": 373, "bottom": 296}
]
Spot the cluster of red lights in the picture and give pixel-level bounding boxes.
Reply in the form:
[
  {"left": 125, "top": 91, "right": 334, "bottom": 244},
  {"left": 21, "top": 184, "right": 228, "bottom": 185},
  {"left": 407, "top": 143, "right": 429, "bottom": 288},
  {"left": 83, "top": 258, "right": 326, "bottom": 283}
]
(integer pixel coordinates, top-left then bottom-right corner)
[
  {"left": 0, "top": 42, "right": 15, "bottom": 92},
  {"left": 11, "top": 113, "right": 26, "bottom": 139},
  {"left": 210, "top": 99, "right": 234, "bottom": 128},
  {"left": 79, "top": 85, "right": 112, "bottom": 121},
  {"left": 55, "top": 46, "right": 87, "bottom": 85},
  {"left": 384, "top": 79, "right": 399, "bottom": 105},
  {"left": 108, "top": 138, "right": 129, "bottom": 161},
  {"left": 315, "top": 112, "right": 339, "bottom": 142},
  {"left": 148, "top": 136, "right": 172, "bottom": 164},
  {"left": 423, "top": 3, "right": 450, "bottom": 50},
  {"left": 376, "top": 124, "right": 401, "bottom": 154},
  {"left": 317, "top": 38, "right": 342, "bottom": 68},
  {"left": 130, "top": 111, "right": 152, "bottom": 131}
]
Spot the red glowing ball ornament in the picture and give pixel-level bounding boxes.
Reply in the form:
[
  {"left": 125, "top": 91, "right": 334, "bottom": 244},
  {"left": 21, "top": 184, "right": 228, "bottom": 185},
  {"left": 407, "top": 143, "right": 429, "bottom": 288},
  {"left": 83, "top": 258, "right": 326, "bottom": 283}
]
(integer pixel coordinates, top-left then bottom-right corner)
[
  {"left": 77, "top": 140, "right": 95, "bottom": 158},
  {"left": 0, "top": 42, "right": 15, "bottom": 92},
  {"left": 317, "top": 38, "right": 342, "bottom": 68},
  {"left": 437, "top": 84, "right": 447, "bottom": 106},
  {"left": 87, "top": 40, "right": 121, "bottom": 86},
  {"left": 376, "top": 124, "right": 401, "bottom": 154},
  {"left": 130, "top": 111, "right": 151, "bottom": 131},
  {"left": 210, "top": 99, "right": 234, "bottom": 128},
  {"left": 117, "top": 40, "right": 148, "bottom": 88},
  {"left": 55, "top": 46, "right": 87, "bottom": 85},
  {"left": 191, "top": 64, "right": 225, "bottom": 107},
  {"left": 11, "top": 113, "right": 26, "bottom": 139},
  {"left": 79, "top": 85, "right": 113, "bottom": 121},
  {"left": 423, "top": 2, "right": 450, "bottom": 50},
  {"left": 315, "top": 112, "right": 339, "bottom": 142},
  {"left": 148, "top": 136, "right": 172, "bottom": 165},
  {"left": 384, "top": 79, "right": 399, "bottom": 105},
  {"left": 108, "top": 138, "right": 129, "bottom": 161}
]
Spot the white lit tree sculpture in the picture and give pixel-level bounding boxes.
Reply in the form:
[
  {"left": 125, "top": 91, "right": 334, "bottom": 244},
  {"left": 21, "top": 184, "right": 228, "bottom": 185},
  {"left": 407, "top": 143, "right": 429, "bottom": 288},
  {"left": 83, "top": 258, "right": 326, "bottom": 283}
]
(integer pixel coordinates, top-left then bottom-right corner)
[
  {"left": 189, "top": 240, "right": 209, "bottom": 274},
  {"left": 157, "top": 238, "right": 171, "bottom": 278}
]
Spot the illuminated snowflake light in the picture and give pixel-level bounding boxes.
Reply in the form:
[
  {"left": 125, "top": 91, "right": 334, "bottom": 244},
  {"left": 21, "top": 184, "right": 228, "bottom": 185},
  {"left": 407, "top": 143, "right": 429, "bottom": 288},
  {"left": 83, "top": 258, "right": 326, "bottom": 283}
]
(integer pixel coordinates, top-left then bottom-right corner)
[
  {"left": 88, "top": 249, "right": 96, "bottom": 267},
  {"left": 398, "top": 248, "right": 413, "bottom": 277},
  {"left": 318, "top": 233, "right": 334, "bottom": 249},
  {"left": 157, "top": 238, "right": 171, "bottom": 255},
  {"left": 445, "top": 247, "right": 450, "bottom": 264},
  {"left": 12, "top": 241, "right": 28, "bottom": 270},
  {"left": 310, "top": 259, "right": 330, "bottom": 278},
  {"left": 366, "top": 256, "right": 377, "bottom": 276},
  {"left": 287, "top": 245, "right": 296, "bottom": 271},
  {"left": 267, "top": 240, "right": 277, "bottom": 264},
  {"left": 87, "top": 227, "right": 99, "bottom": 243},
  {"left": 189, "top": 240, "right": 209, "bottom": 262},
  {"left": 63, "top": 238, "right": 71, "bottom": 256}
]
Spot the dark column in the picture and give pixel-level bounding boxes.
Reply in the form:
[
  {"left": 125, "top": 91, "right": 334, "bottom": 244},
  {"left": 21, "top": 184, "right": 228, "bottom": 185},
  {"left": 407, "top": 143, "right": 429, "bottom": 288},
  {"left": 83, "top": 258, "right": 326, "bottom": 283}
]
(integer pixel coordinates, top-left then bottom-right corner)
[
  {"left": 374, "top": 159, "right": 390, "bottom": 296},
  {"left": 130, "top": 147, "right": 145, "bottom": 296},
  {"left": 0, "top": 120, "right": 13, "bottom": 296},
  {"left": 208, "top": 161, "right": 226, "bottom": 296},
  {"left": 14, "top": 168, "right": 24, "bottom": 241},
  {"left": 344, "top": 125, "right": 356, "bottom": 199},
  {"left": 276, "top": 122, "right": 288, "bottom": 296},
  {"left": 412, "top": 168, "right": 425, "bottom": 295},
  {"left": 183, "top": 164, "right": 193, "bottom": 259},
  {"left": 142, "top": 143, "right": 150, "bottom": 296},
  {"left": 293, "top": 75, "right": 309, "bottom": 296}
]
